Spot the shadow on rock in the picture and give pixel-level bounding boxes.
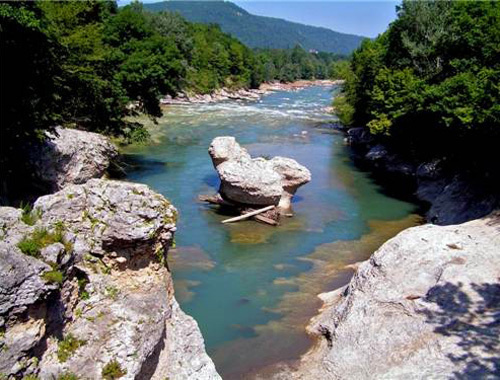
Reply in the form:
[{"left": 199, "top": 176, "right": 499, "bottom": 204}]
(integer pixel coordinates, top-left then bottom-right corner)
[{"left": 421, "top": 281, "right": 500, "bottom": 378}]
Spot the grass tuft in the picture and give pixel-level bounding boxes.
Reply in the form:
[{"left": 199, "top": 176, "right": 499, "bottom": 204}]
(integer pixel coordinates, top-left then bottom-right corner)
[
  {"left": 20, "top": 202, "right": 42, "bottom": 226},
  {"left": 42, "top": 269, "right": 64, "bottom": 284},
  {"left": 57, "top": 372, "right": 79, "bottom": 380},
  {"left": 102, "top": 360, "right": 127, "bottom": 379},
  {"left": 57, "top": 334, "right": 86, "bottom": 363}
]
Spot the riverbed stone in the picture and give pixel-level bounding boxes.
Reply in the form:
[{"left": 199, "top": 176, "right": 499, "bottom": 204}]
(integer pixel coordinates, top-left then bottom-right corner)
[
  {"left": 209, "top": 136, "right": 251, "bottom": 167},
  {"left": 269, "top": 156, "right": 312, "bottom": 210},
  {"left": 218, "top": 158, "right": 283, "bottom": 206}
]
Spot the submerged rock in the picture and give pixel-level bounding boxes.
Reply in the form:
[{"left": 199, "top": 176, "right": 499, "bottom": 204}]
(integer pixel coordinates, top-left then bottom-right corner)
[
  {"left": 286, "top": 212, "right": 500, "bottom": 379},
  {"left": 30, "top": 127, "right": 118, "bottom": 192},
  {"left": 0, "top": 179, "right": 220, "bottom": 380},
  {"left": 208, "top": 136, "right": 311, "bottom": 212}
]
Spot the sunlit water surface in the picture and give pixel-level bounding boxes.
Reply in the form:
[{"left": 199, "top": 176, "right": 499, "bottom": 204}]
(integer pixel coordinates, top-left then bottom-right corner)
[{"left": 124, "top": 86, "right": 420, "bottom": 379}]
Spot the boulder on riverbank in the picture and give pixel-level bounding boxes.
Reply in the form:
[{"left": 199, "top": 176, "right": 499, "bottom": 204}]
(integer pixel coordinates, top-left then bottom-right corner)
[
  {"left": 283, "top": 211, "right": 500, "bottom": 379},
  {"left": 30, "top": 127, "right": 119, "bottom": 192},
  {"left": 207, "top": 136, "right": 311, "bottom": 217},
  {"left": 0, "top": 179, "right": 220, "bottom": 380}
]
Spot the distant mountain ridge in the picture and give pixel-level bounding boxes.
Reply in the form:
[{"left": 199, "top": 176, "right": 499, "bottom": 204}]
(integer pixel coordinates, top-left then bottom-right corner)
[{"left": 144, "top": 1, "right": 365, "bottom": 54}]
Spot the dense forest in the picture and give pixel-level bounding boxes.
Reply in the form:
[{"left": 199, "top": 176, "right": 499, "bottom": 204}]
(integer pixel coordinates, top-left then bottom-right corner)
[
  {"left": 334, "top": 0, "right": 500, "bottom": 165},
  {"left": 0, "top": 0, "right": 344, "bottom": 200},
  {"left": 255, "top": 47, "right": 343, "bottom": 83},
  {"left": 144, "top": 1, "right": 364, "bottom": 54}
]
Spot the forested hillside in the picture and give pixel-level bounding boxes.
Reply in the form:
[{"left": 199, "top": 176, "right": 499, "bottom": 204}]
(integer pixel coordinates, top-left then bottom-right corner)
[
  {"left": 144, "top": 1, "right": 364, "bottom": 54},
  {"left": 335, "top": 0, "right": 500, "bottom": 165}
]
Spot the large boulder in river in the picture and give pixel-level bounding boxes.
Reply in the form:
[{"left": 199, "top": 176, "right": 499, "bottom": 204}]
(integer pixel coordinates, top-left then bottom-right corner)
[
  {"left": 285, "top": 212, "right": 500, "bottom": 379},
  {"left": 0, "top": 179, "right": 220, "bottom": 380},
  {"left": 30, "top": 127, "right": 118, "bottom": 192},
  {"left": 217, "top": 158, "right": 283, "bottom": 206},
  {"left": 209, "top": 136, "right": 311, "bottom": 210}
]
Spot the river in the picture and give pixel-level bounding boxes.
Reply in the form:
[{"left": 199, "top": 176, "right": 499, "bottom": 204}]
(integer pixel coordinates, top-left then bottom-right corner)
[{"left": 123, "top": 85, "right": 421, "bottom": 379}]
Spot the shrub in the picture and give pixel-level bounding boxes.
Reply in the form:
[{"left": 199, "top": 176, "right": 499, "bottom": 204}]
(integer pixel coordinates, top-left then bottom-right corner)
[
  {"left": 57, "top": 334, "right": 86, "bottom": 363},
  {"left": 102, "top": 360, "right": 127, "bottom": 379}
]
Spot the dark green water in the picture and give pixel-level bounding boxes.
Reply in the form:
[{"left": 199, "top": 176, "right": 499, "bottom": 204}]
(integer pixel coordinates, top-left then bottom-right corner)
[{"left": 124, "top": 86, "right": 419, "bottom": 378}]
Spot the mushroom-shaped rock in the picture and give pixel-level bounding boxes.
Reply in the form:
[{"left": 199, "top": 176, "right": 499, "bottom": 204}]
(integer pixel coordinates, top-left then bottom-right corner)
[
  {"left": 208, "top": 136, "right": 251, "bottom": 167},
  {"left": 269, "top": 157, "right": 312, "bottom": 211},
  {"left": 208, "top": 137, "right": 311, "bottom": 212},
  {"left": 218, "top": 159, "right": 283, "bottom": 206}
]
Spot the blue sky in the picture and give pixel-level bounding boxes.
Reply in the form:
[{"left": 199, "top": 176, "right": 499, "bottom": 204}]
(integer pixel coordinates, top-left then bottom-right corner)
[
  {"left": 117, "top": 0, "right": 400, "bottom": 38},
  {"left": 235, "top": 1, "right": 399, "bottom": 37}
]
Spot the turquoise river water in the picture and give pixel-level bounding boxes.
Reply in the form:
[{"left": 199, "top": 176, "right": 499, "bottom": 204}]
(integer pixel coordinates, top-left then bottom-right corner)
[{"left": 124, "top": 86, "right": 421, "bottom": 379}]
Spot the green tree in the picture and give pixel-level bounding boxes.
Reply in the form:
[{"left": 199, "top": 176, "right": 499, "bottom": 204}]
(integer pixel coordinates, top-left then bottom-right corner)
[{"left": 335, "top": 0, "right": 500, "bottom": 163}]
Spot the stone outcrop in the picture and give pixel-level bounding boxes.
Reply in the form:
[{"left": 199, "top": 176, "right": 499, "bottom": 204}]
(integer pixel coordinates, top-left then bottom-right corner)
[
  {"left": 346, "top": 128, "right": 499, "bottom": 225},
  {"left": 284, "top": 212, "right": 500, "bottom": 379},
  {"left": 30, "top": 127, "right": 119, "bottom": 192},
  {"left": 208, "top": 136, "right": 311, "bottom": 212},
  {"left": 0, "top": 179, "right": 220, "bottom": 380}
]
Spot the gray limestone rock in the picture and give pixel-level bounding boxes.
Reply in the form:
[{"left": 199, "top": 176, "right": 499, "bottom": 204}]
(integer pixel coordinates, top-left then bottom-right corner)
[
  {"left": 286, "top": 212, "right": 500, "bottom": 380},
  {"left": 31, "top": 127, "right": 118, "bottom": 192},
  {"left": 269, "top": 156, "right": 311, "bottom": 211},
  {"left": 208, "top": 137, "right": 311, "bottom": 209},
  {"left": 217, "top": 159, "right": 283, "bottom": 206},
  {"left": 0, "top": 179, "right": 220, "bottom": 380}
]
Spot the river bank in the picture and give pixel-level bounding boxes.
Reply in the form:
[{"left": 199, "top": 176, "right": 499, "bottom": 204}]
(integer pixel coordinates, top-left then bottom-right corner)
[
  {"left": 273, "top": 211, "right": 500, "bottom": 379},
  {"left": 344, "top": 127, "right": 500, "bottom": 225},
  {"left": 160, "top": 79, "right": 342, "bottom": 105}
]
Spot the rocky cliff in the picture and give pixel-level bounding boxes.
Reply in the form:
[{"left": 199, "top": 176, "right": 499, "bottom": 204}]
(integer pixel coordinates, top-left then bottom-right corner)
[
  {"left": 0, "top": 179, "right": 220, "bottom": 379},
  {"left": 280, "top": 212, "right": 500, "bottom": 379},
  {"left": 346, "top": 127, "right": 500, "bottom": 225}
]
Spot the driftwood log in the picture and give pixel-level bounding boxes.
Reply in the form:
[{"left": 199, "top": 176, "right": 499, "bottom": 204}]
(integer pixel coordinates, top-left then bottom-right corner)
[
  {"left": 199, "top": 194, "right": 280, "bottom": 226},
  {"left": 221, "top": 206, "right": 275, "bottom": 224}
]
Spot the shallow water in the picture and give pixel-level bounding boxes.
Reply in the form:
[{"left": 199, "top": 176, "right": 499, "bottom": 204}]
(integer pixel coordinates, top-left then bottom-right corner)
[{"left": 124, "top": 86, "right": 420, "bottom": 379}]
